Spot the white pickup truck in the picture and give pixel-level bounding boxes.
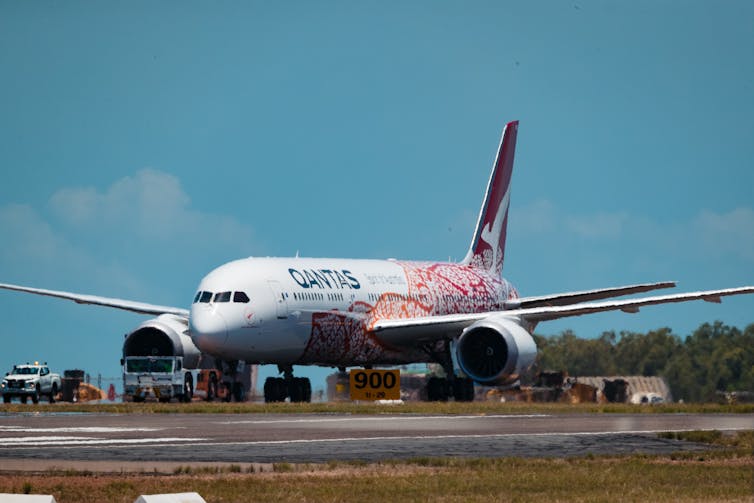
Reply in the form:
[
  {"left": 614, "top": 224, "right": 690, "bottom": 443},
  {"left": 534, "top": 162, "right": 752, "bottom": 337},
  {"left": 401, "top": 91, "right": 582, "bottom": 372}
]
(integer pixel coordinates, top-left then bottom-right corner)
[{"left": 1, "top": 363, "right": 62, "bottom": 404}]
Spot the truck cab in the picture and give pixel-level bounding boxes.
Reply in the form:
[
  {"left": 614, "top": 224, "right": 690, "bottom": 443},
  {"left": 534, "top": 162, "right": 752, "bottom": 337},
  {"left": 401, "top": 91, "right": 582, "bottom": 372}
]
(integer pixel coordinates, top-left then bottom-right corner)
[{"left": 122, "top": 356, "right": 194, "bottom": 403}]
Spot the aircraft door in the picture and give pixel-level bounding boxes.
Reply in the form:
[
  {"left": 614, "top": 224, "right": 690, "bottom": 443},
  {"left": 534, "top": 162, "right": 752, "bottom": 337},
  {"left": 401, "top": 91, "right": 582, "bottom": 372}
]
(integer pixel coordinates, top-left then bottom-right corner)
[{"left": 267, "top": 280, "right": 288, "bottom": 319}]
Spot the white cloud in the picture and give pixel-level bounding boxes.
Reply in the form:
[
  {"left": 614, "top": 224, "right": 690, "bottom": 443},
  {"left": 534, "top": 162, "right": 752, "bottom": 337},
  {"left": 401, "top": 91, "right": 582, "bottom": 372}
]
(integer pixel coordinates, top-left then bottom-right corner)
[
  {"left": 51, "top": 169, "right": 199, "bottom": 239},
  {"left": 0, "top": 203, "right": 69, "bottom": 263},
  {"left": 0, "top": 203, "right": 147, "bottom": 294},
  {"left": 513, "top": 199, "right": 629, "bottom": 239},
  {"left": 695, "top": 207, "right": 754, "bottom": 262},
  {"left": 0, "top": 169, "right": 260, "bottom": 299},
  {"left": 565, "top": 211, "right": 630, "bottom": 239},
  {"left": 510, "top": 198, "right": 754, "bottom": 267},
  {"left": 47, "top": 169, "right": 258, "bottom": 255}
]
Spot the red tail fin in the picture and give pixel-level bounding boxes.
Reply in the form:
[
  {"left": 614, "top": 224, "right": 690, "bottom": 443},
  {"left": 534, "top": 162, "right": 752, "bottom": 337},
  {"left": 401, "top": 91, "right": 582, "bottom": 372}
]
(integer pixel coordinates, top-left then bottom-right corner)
[{"left": 461, "top": 120, "right": 518, "bottom": 275}]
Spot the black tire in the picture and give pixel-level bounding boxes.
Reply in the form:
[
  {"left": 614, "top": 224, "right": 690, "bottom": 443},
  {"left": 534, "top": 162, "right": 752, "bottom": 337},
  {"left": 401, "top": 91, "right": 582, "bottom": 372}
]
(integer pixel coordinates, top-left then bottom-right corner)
[
  {"left": 264, "top": 377, "right": 286, "bottom": 403},
  {"left": 181, "top": 374, "right": 194, "bottom": 403},
  {"left": 31, "top": 386, "right": 40, "bottom": 404},
  {"left": 289, "top": 378, "right": 303, "bottom": 403},
  {"left": 232, "top": 382, "right": 245, "bottom": 402},
  {"left": 132, "top": 396, "right": 145, "bottom": 403},
  {"left": 49, "top": 383, "right": 58, "bottom": 404},
  {"left": 290, "top": 377, "right": 312, "bottom": 403},
  {"left": 302, "top": 378, "right": 312, "bottom": 403},
  {"left": 206, "top": 374, "right": 217, "bottom": 401},
  {"left": 224, "top": 383, "right": 233, "bottom": 402},
  {"left": 453, "top": 378, "right": 475, "bottom": 402},
  {"left": 21, "top": 396, "right": 28, "bottom": 404},
  {"left": 427, "top": 377, "right": 449, "bottom": 401},
  {"left": 263, "top": 378, "right": 274, "bottom": 403},
  {"left": 3, "top": 395, "right": 11, "bottom": 404}
]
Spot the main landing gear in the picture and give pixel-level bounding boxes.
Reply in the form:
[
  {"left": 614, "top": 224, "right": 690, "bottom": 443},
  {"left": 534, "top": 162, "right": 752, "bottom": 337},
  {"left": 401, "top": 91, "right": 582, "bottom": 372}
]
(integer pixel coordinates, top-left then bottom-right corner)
[
  {"left": 424, "top": 342, "right": 476, "bottom": 402},
  {"left": 426, "top": 375, "right": 475, "bottom": 402},
  {"left": 264, "top": 365, "right": 312, "bottom": 403}
]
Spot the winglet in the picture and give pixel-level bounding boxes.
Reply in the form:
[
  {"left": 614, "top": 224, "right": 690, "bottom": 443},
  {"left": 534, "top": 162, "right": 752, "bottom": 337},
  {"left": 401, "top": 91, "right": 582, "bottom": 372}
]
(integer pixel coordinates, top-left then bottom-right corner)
[{"left": 462, "top": 120, "right": 518, "bottom": 275}]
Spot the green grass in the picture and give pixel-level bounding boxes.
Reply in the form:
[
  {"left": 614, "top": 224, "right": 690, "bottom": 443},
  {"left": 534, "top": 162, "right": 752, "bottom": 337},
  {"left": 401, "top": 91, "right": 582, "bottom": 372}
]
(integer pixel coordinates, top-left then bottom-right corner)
[
  {"left": 1, "top": 431, "right": 751, "bottom": 502},
  {"left": 1, "top": 400, "right": 753, "bottom": 415},
  {"left": 2, "top": 439, "right": 752, "bottom": 503},
  {"left": 659, "top": 429, "right": 754, "bottom": 452}
]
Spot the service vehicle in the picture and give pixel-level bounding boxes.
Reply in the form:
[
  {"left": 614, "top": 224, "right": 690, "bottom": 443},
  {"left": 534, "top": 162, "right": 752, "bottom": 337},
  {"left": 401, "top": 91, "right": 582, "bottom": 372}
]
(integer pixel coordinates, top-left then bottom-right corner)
[
  {"left": 122, "top": 355, "right": 194, "bottom": 402},
  {"left": 194, "top": 368, "right": 231, "bottom": 401},
  {"left": 1, "top": 362, "right": 61, "bottom": 404}
]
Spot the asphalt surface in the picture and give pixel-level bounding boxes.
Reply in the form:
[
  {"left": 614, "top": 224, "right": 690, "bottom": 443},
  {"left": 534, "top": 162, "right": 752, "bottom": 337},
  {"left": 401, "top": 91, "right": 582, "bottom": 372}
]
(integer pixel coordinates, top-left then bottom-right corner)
[{"left": 0, "top": 412, "right": 751, "bottom": 470}]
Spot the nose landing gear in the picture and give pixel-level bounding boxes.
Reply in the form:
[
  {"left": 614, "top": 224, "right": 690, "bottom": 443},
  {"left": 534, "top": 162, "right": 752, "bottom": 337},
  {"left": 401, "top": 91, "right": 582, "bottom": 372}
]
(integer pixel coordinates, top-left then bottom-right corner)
[{"left": 263, "top": 365, "right": 312, "bottom": 403}]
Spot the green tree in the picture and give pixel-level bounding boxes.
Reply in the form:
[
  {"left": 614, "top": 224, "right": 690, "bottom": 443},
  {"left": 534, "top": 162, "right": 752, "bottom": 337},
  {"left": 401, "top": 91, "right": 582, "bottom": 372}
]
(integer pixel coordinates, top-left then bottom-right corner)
[{"left": 534, "top": 321, "right": 754, "bottom": 402}]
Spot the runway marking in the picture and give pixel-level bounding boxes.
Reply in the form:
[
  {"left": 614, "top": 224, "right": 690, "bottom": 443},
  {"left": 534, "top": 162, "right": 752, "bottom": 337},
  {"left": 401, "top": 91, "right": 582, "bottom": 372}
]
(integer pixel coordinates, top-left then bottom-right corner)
[
  {"left": 214, "top": 414, "right": 551, "bottom": 425},
  {"left": 0, "top": 436, "right": 206, "bottom": 447},
  {"left": 187, "top": 426, "right": 754, "bottom": 448},
  {"left": 5, "top": 426, "right": 747, "bottom": 451},
  {"left": 0, "top": 426, "right": 165, "bottom": 433}
]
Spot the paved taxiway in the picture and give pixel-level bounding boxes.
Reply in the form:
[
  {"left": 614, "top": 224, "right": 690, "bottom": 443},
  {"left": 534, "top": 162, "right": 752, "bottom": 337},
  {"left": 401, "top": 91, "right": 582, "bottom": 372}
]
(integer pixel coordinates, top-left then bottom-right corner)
[{"left": 0, "top": 413, "right": 751, "bottom": 468}]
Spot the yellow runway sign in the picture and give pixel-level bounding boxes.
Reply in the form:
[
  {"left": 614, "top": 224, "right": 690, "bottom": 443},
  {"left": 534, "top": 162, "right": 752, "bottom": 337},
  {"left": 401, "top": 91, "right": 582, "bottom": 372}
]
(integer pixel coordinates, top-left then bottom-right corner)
[{"left": 349, "top": 369, "right": 400, "bottom": 401}]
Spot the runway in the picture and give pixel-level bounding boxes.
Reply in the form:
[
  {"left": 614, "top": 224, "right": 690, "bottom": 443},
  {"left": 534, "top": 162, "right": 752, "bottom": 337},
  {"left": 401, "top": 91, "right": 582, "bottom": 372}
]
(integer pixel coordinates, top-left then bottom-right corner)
[{"left": 0, "top": 412, "right": 751, "bottom": 469}]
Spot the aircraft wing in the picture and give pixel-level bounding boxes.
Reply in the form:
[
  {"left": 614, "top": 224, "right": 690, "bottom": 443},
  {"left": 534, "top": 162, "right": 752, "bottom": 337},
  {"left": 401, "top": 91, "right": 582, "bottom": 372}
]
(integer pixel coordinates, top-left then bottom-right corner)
[
  {"left": 0, "top": 282, "right": 189, "bottom": 317},
  {"left": 372, "top": 286, "right": 754, "bottom": 347},
  {"left": 504, "top": 281, "right": 676, "bottom": 309}
]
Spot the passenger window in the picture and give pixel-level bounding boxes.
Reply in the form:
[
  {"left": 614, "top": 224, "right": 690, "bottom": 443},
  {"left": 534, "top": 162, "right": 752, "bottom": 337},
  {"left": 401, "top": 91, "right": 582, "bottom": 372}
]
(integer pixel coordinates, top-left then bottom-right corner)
[
  {"left": 233, "top": 291, "right": 250, "bottom": 303},
  {"left": 199, "top": 291, "right": 212, "bottom": 303},
  {"left": 214, "top": 291, "right": 231, "bottom": 303}
]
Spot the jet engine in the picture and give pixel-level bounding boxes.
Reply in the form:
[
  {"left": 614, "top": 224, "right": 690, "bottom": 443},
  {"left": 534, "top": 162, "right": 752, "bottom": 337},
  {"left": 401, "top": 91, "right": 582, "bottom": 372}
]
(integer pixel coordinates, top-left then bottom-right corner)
[
  {"left": 122, "top": 314, "right": 202, "bottom": 368},
  {"left": 455, "top": 316, "right": 537, "bottom": 385}
]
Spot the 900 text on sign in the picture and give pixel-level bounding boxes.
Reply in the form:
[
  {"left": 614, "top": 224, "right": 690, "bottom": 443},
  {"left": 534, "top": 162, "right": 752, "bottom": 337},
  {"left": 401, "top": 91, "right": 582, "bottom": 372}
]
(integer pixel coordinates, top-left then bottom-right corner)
[{"left": 349, "top": 369, "right": 400, "bottom": 401}]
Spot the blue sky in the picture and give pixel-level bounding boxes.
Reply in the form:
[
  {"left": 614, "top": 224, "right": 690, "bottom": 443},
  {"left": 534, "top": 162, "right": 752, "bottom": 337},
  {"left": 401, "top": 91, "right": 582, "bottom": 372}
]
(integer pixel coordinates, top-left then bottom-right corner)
[{"left": 1, "top": 1, "right": 753, "bottom": 394}]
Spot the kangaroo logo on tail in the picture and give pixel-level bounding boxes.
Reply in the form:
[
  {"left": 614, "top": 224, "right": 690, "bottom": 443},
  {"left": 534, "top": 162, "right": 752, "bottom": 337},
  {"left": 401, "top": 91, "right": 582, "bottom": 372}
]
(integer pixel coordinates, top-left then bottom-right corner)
[{"left": 462, "top": 120, "right": 518, "bottom": 276}]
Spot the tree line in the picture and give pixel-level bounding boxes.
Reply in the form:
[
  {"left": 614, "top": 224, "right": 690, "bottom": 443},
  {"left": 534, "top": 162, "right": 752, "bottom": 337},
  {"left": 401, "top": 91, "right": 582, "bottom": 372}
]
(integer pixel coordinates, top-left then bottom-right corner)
[{"left": 532, "top": 321, "right": 754, "bottom": 402}]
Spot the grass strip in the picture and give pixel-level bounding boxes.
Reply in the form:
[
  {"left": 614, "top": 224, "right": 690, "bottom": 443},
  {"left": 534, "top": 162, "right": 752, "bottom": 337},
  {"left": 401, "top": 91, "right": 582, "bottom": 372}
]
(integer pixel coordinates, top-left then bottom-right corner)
[
  {"left": 0, "top": 431, "right": 751, "bottom": 502},
  {"left": 1, "top": 454, "right": 751, "bottom": 502},
  {"left": 1, "top": 401, "right": 752, "bottom": 415}
]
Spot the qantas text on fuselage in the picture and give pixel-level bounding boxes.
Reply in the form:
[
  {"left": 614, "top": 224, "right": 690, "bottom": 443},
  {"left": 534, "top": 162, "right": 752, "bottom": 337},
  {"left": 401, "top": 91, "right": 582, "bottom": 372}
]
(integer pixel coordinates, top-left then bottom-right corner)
[{"left": 2, "top": 120, "right": 752, "bottom": 403}]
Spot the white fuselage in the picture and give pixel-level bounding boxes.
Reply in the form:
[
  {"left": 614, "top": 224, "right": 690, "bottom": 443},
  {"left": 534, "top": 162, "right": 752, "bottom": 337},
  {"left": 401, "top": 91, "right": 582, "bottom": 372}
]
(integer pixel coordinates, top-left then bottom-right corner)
[{"left": 189, "top": 257, "right": 518, "bottom": 367}]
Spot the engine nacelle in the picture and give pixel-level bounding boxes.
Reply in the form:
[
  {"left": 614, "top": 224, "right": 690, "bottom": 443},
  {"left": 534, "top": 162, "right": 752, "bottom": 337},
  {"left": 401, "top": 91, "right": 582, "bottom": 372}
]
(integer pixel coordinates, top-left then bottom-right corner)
[
  {"left": 122, "top": 314, "right": 202, "bottom": 369},
  {"left": 455, "top": 316, "right": 537, "bottom": 385}
]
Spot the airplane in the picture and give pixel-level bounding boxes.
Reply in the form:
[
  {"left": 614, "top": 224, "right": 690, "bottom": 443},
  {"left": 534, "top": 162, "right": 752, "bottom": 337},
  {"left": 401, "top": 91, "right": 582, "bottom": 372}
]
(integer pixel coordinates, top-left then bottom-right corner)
[{"left": 2, "top": 120, "right": 753, "bottom": 402}]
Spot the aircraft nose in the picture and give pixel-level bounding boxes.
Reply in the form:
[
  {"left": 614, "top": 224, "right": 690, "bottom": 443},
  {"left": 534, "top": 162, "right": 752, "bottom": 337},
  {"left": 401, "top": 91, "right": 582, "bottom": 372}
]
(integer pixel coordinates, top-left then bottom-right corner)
[{"left": 190, "top": 308, "right": 228, "bottom": 353}]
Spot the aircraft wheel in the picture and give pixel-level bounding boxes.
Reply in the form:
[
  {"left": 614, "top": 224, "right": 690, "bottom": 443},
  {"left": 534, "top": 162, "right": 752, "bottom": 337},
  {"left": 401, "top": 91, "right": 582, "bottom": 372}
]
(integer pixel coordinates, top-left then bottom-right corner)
[
  {"left": 181, "top": 374, "right": 194, "bottom": 403},
  {"left": 289, "top": 377, "right": 312, "bottom": 403},
  {"left": 206, "top": 374, "right": 217, "bottom": 401},
  {"left": 453, "top": 378, "right": 475, "bottom": 402},
  {"left": 232, "top": 382, "right": 245, "bottom": 402},
  {"left": 264, "top": 377, "right": 287, "bottom": 403},
  {"left": 426, "top": 377, "right": 449, "bottom": 401},
  {"left": 302, "top": 378, "right": 312, "bottom": 402}
]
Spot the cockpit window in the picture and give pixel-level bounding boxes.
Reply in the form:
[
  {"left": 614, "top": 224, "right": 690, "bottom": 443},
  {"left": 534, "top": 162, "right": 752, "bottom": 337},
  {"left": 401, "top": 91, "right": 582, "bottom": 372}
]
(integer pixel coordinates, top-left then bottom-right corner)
[
  {"left": 193, "top": 292, "right": 201, "bottom": 303},
  {"left": 214, "top": 291, "right": 232, "bottom": 303},
  {"left": 233, "top": 291, "right": 250, "bottom": 303},
  {"left": 199, "top": 291, "right": 212, "bottom": 303}
]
